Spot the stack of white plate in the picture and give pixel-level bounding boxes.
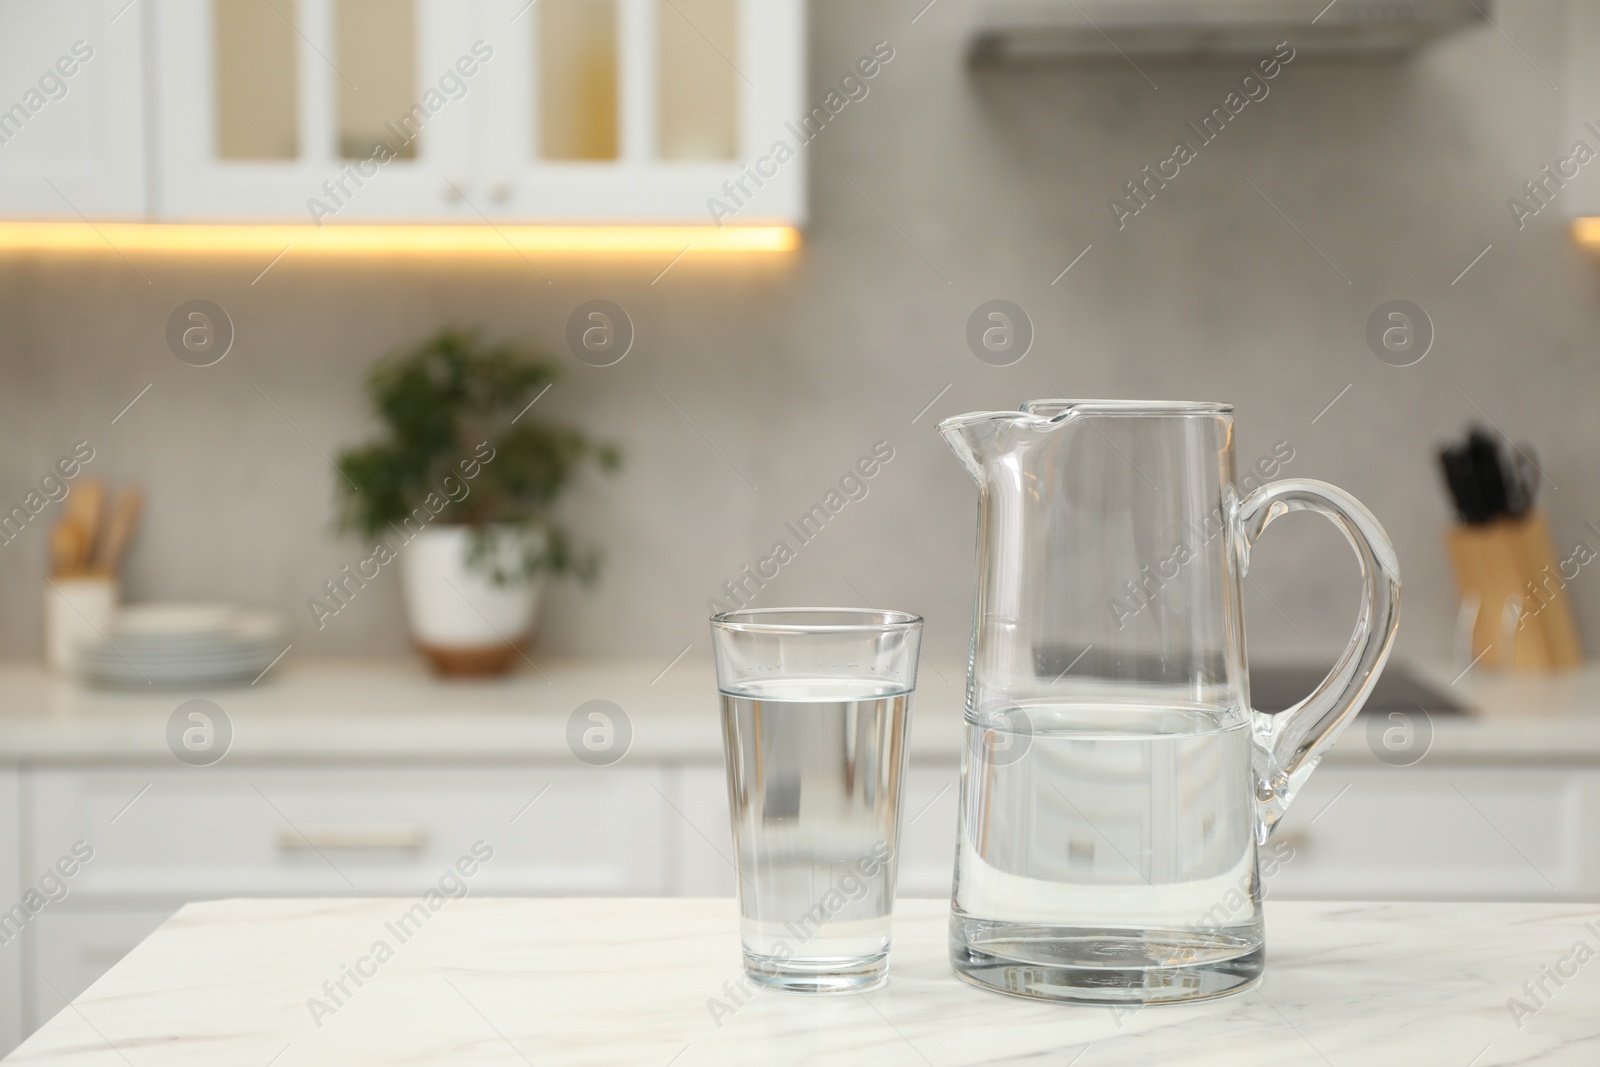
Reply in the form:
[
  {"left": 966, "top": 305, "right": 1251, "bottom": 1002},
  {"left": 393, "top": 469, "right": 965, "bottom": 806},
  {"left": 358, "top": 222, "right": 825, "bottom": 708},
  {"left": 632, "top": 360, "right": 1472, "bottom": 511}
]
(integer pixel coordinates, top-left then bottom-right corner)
[{"left": 76, "top": 604, "right": 286, "bottom": 688}]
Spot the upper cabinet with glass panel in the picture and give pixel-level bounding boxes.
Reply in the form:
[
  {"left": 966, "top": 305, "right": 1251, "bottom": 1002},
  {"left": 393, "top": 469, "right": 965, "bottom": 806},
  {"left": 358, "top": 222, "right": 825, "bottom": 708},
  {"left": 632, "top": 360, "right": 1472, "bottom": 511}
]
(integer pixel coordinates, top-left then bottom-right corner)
[
  {"left": 155, "top": 0, "right": 477, "bottom": 221},
  {"left": 142, "top": 0, "right": 804, "bottom": 224},
  {"left": 475, "top": 0, "right": 804, "bottom": 223}
]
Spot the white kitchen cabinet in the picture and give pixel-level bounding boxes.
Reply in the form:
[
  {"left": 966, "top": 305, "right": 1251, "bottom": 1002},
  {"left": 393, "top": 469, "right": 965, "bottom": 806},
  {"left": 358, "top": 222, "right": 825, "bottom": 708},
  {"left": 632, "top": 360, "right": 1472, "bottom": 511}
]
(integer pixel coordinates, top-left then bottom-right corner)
[
  {"left": 473, "top": 0, "right": 804, "bottom": 222},
  {"left": 0, "top": 0, "right": 146, "bottom": 217},
  {"left": 27, "top": 909, "right": 174, "bottom": 1034},
  {"left": 663, "top": 764, "right": 737, "bottom": 896},
  {"left": 898, "top": 765, "right": 959, "bottom": 898},
  {"left": 146, "top": 0, "right": 804, "bottom": 223},
  {"left": 0, "top": 770, "right": 20, "bottom": 1054},
  {"left": 152, "top": 0, "right": 480, "bottom": 221},
  {"left": 894, "top": 759, "right": 1600, "bottom": 905},
  {"left": 6, "top": 751, "right": 1598, "bottom": 1056},
  {"left": 28, "top": 765, "right": 668, "bottom": 899},
  {"left": 8, "top": 762, "right": 671, "bottom": 1055},
  {"left": 1270, "top": 764, "right": 1600, "bottom": 901},
  {"left": 658, "top": 759, "right": 1595, "bottom": 905}
]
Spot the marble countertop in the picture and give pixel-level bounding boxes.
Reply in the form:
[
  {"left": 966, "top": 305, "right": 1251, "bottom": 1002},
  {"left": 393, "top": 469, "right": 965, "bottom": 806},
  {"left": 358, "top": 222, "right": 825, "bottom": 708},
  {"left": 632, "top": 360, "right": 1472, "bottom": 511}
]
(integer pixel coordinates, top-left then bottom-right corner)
[
  {"left": 7, "top": 897, "right": 1597, "bottom": 1065},
  {"left": 0, "top": 658, "right": 1597, "bottom": 764},
  {"left": 0, "top": 658, "right": 734, "bottom": 764}
]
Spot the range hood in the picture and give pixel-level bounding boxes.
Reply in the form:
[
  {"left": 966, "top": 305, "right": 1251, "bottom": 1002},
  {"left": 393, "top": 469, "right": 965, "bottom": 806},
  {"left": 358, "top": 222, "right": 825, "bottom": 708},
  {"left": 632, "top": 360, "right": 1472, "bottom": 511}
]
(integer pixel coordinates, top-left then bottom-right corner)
[{"left": 970, "top": 0, "right": 1487, "bottom": 62}]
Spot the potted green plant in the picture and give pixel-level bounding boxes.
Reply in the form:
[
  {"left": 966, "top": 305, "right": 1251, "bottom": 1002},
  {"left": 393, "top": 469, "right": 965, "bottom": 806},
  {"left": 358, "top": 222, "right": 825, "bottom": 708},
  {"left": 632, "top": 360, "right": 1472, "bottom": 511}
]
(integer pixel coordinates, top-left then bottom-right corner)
[{"left": 335, "top": 328, "right": 620, "bottom": 675}]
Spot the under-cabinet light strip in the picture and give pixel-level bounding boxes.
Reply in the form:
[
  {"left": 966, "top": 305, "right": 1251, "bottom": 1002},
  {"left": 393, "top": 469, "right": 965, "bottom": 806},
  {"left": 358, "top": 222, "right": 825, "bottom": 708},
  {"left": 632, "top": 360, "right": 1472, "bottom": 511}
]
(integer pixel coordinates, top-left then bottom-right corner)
[
  {"left": 1572, "top": 218, "right": 1600, "bottom": 246},
  {"left": 0, "top": 222, "right": 799, "bottom": 255}
]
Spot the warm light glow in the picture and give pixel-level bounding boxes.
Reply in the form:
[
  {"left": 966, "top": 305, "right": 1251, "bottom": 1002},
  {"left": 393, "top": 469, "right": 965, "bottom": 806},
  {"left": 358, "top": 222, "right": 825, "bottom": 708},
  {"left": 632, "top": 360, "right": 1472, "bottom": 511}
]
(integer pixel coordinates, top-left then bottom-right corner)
[
  {"left": 1574, "top": 218, "right": 1600, "bottom": 246},
  {"left": 0, "top": 221, "right": 799, "bottom": 255}
]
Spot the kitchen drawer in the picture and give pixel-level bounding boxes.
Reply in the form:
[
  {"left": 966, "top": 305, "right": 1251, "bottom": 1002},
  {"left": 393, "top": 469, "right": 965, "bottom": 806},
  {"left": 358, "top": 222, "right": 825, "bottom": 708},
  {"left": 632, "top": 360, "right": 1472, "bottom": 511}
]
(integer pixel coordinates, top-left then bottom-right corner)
[
  {"left": 27, "top": 766, "right": 669, "bottom": 899},
  {"left": 1269, "top": 766, "right": 1600, "bottom": 900},
  {"left": 27, "top": 908, "right": 174, "bottom": 1034}
]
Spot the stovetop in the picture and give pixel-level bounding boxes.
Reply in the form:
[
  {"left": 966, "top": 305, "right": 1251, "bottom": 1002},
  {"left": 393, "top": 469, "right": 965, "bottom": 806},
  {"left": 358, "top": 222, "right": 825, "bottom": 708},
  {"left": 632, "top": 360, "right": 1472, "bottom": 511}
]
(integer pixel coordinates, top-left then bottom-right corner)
[{"left": 1249, "top": 661, "right": 1469, "bottom": 715}]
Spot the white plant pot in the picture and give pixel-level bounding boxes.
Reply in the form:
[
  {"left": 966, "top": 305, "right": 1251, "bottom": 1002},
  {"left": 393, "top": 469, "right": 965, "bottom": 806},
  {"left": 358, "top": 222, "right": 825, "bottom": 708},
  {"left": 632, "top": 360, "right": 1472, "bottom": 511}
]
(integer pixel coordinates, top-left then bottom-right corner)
[{"left": 397, "top": 525, "right": 543, "bottom": 675}]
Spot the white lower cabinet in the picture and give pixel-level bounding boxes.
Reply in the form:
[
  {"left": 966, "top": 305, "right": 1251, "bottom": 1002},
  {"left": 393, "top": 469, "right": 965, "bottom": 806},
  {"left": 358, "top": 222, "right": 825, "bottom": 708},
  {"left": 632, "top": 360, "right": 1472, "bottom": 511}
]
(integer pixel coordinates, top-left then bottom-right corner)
[
  {"left": 27, "top": 909, "right": 175, "bottom": 1034},
  {"left": 29, "top": 765, "right": 669, "bottom": 899},
  {"left": 4, "top": 756, "right": 1598, "bottom": 1055},
  {"left": 898, "top": 766, "right": 960, "bottom": 898},
  {"left": 9, "top": 761, "right": 676, "bottom": 1055},
  {"left": 1269, "top": 764, "right": 1600, "bottom": 901},
  {"left": 663, "top": 765, "right": 736, "bottom": 897},
  {"left": 0, "top": 769, "right": 20, "bottom": 1054}
]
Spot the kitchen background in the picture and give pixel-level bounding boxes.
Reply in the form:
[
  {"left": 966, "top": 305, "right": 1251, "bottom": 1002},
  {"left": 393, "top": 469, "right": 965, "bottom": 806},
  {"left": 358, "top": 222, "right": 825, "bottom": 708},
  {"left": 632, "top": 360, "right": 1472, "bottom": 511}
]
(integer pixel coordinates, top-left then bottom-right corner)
[
  {"left": 4, "top": 0, "right": 1600, "bottom": 1056},
  {"left": 4, "top": 0, "right": 1595, "bottom": 672}
]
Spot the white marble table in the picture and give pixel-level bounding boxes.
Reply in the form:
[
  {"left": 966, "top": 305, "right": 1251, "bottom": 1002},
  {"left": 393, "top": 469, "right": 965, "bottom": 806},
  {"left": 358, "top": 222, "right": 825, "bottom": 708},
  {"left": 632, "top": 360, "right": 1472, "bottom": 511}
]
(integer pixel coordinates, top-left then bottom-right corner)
[{"left": 7, "top": 898, "right": 1598, "bottom": 1065}]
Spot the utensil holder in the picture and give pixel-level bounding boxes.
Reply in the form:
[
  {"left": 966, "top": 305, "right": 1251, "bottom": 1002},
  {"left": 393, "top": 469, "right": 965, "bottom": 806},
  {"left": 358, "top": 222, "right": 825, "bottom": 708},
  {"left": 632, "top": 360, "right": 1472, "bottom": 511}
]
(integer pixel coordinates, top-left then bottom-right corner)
[
  {"left": 44, "top": 575, "right": 119, "bottom": 675},
  {"left": 1446, "top": 512, "right": 1581, "bottom": 672}
]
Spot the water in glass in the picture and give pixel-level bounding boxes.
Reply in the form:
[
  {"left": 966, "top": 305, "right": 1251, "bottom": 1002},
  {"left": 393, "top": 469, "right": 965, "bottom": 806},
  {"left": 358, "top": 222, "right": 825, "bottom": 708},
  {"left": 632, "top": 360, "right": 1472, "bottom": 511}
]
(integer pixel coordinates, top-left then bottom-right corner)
[{"left": 721, "top": 676, "right": 909, "bottom": 993}]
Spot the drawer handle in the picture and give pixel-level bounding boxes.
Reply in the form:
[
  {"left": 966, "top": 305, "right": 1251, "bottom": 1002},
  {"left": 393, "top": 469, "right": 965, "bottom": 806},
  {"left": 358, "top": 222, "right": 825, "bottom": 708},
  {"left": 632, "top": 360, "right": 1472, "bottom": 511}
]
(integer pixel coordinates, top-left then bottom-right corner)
[{"left": 275, "top": 824, "right": 428, "bottom": 851}]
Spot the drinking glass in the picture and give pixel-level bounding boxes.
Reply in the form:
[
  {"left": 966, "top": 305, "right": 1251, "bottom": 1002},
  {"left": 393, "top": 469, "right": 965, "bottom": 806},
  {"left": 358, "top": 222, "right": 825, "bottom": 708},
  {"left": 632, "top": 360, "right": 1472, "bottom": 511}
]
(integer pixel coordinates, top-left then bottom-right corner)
[{"left": 710, "top": 607, "right": 923, "bottom": 993}]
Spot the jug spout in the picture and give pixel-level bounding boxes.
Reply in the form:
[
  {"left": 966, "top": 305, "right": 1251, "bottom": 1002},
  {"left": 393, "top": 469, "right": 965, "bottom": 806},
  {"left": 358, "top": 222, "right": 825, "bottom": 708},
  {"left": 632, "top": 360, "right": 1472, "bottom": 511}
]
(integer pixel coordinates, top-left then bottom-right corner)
[
  {"left": 939, "top": 412, "right": 1016, "bottom": 482},
  {"left": 937, "top": 403, "right": 1071, "bottom": 482}
]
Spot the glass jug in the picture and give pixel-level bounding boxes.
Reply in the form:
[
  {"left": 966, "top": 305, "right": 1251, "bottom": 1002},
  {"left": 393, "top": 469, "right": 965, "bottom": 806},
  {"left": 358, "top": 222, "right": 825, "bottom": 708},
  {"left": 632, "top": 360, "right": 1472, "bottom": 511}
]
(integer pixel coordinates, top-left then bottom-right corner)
[{"left": 938, "top": 400, "right": 1400, "bottom": 1004}]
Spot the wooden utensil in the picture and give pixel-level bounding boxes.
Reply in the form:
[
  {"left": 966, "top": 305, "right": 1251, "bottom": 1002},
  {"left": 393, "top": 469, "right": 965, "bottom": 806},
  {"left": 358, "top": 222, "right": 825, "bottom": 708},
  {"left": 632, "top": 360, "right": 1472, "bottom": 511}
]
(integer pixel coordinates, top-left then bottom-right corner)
[
  {"left": 49, "top": 520, "right": 87, "bottom": 577},
  {"left": 61, "top": 479, "right": 106, "bottom": 573},
  {"left": 92, "top": 489, "right": 142, "bottom": 576}
]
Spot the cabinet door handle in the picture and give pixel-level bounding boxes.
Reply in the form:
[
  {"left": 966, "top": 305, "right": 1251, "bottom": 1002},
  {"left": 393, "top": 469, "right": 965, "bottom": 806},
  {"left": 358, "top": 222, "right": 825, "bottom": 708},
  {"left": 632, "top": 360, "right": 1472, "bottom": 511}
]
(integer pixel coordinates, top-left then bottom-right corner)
[{"left": 275, "top": 824, "right": 428, "bottom": 851}]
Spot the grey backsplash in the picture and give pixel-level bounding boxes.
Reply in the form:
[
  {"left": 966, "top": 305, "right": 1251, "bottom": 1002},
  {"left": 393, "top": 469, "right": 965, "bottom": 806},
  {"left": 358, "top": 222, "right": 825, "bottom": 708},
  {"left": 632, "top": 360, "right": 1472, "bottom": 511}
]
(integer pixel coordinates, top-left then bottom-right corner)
[{"left": 2, "top": 1, "right": 1595, "bottom": 676}]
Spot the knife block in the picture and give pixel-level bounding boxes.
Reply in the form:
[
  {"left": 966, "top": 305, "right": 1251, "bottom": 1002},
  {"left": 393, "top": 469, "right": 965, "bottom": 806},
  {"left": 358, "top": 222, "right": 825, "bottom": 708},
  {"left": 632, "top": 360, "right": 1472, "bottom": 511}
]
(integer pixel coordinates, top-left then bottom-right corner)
[{"left": 1446, "top": 512, "right": 1582, "bottom": 672}]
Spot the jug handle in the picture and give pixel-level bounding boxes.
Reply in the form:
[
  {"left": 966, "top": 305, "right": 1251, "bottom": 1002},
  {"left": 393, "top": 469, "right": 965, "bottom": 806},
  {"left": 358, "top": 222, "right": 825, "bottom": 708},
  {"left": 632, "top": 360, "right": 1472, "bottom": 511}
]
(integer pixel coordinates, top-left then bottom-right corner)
[{"left": 1231, "top": 479, "right": 1402, "bottom": 838}]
